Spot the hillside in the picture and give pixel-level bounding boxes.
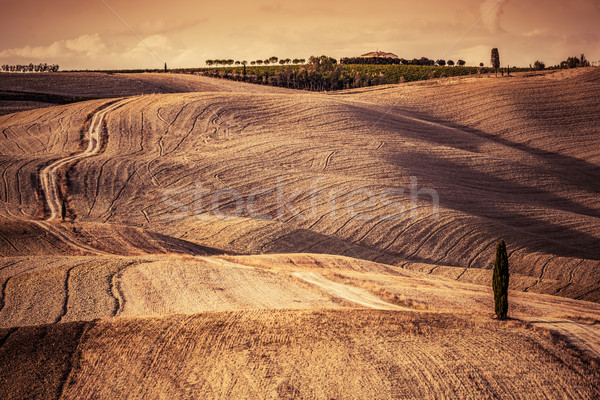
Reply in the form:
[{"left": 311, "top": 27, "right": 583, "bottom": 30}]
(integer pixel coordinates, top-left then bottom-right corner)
[
  {"left": 2, "top": 69, "right": 598, "bottom": 299},
  {"left": 0, "top": 71, "right": 294, "bottom": 115},
  {"left": 0, "top": 68, "right": 599, "bottom": 398}
]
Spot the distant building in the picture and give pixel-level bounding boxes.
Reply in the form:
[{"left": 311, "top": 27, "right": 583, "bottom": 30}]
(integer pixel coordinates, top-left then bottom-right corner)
[{"left": 360, "top": 50, "right": 398, "bottom": 59}]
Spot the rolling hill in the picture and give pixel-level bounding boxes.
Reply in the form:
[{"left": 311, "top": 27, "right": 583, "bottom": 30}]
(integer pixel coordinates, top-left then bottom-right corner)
[{"left": 0, "top": 68, "right": 599, "bottom": 398}]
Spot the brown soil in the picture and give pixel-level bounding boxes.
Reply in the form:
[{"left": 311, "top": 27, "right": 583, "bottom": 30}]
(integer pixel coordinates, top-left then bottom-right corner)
[{"left": 1, "top": 68, "right": 599, "bottom": 398}]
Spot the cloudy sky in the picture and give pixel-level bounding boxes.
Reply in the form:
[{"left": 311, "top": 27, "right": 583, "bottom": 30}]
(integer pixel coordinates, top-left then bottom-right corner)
[{"left": 1, "top": 0, "right": 599, "bottom": 70}]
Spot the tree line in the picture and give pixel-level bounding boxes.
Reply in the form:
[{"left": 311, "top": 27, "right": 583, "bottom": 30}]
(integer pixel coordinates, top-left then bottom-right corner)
[
  {"left": 200, "top": 55, "right": 488, "bottom": 91},
  {"left": 203, "top": 55, "right": 381, "bottom": 91},
  {"left": 340, "top": 56, "right": 467, "bottom": 67},
  {"left": 1, "top": 63, "right": 60, "bottom": 73},
  {"left": 529, "top": 54, "right": 593, "bottom": 71},
  {"left": 200, "top": 48, "right": 597, "bottom": 91},
  {"left": 558, "top": 54, "right": 591, "bottom": 69},
  {"left": 206, "top": 57, "right": 305, "bottom": 67}
]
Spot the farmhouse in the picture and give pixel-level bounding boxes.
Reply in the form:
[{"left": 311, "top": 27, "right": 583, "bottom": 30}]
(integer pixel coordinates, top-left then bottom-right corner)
[{"left": 360, "top": 50, "right": 398, "bottom": 59}]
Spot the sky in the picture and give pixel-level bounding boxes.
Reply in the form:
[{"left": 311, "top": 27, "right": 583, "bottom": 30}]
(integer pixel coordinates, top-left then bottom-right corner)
[{"left": 1, "top": 0, "right": 599, "bottom": 70}]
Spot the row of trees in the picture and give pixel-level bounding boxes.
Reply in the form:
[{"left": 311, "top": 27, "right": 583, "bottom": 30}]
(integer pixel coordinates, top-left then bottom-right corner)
[
  {"left": 340, "top": 56, "right": 466, "bottom": 66},
  {"left": 530, "top": 54, "right": 593, "bottom": 71},
  {"left": 203, "top": 55, "right": 389, "bottom": 91},
  {"left": 558, "top": 54, "right": 591, "bottom": 69},
  {"left": 435, "top": 59, "right": 466, "bottom": 66},
  {"left": 251, "top": 58, "right": 306, "bottom": 66},
  {"left": 206, "top": 57, "right": 305, "bottom": 67},
  {"left": 1, "top": 63, "right": 59, "bottom": 72}
]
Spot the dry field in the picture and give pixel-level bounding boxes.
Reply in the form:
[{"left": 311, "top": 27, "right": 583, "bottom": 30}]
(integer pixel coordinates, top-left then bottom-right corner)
[{"left": 0, "top": 68, "right": 599, "bottom": 398}]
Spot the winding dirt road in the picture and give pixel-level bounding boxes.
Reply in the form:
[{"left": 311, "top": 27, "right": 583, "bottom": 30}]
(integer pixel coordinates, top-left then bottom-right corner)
[
  {"left": 39, "top": 98, "right": 135, "bottom": 221},
  {"left": 33, "top": 98, "right": 135, "bottom": 256},
  {"left": 293, "top": 271, "right": 408, "bottom": 310},
  {"left": 528, "top": 317, "right": 600, "bottom": 359}
]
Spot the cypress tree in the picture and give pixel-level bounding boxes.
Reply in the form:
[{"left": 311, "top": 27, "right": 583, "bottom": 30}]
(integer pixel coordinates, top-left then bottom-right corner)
[
  {"left": 492, "top": 239, "right": 509, "bottom": 319},
  {"left": 61, "top": 198, "right": 67, "bottom": 221},
  {"left": 491, "top": 48, "right": 500, "bottom": 77}
]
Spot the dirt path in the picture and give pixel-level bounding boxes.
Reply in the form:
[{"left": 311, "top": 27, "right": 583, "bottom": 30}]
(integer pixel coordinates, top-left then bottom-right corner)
[
  {"left": 33, "top": 221, "right": 111, "bottom": 256},
  {"left": 31, "top": 98, "right": 136, "bottom": 256},
  {"left": 528, "top": 317, "right": 600, "bottom": 359},
  {"left": 39, "top": 97, "right": 135, "bottom": 221},
  {"left": 292, "top": 271, "right": 409, "bottom": 310}
]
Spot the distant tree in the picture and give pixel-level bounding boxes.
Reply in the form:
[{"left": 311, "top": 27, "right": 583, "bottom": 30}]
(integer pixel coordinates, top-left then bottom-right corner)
[
  {"left": 250, "top": 61, "right": 256, "bottom": 65},
  {"left": 479, "top": 62, "right": 484, "bottom": 67},
  {"left": 164, "top": 62, "right": 168, "bottom": 72},
  {"left": 61, "top": 198, "right": 67, "bottom": 221},
  {"left": 227, "top": 59, "right": 234, "bottom": 66},
  {"left": 298, "top": 58, "right": 306, "bottom": 64},
  {"left": 242, "top": 60, "right": 248, "bottom": 75},
  {"left": 256, "top": 60, "right": 263, "bottom": 65},
  {"left": 569, "top": 57, "right": 580, "bottom": 68},
  {"left": 533, "top": 60, "right": 545, "bottom": 70},
  {"left": 235, "top": 61, "right": 241, "bottom": 65},
  {"left": 1, "top": 63, "right": 58, "bottom": 72},
  {"left": 269, "top": 56, "right": 278, "bottom": 64},
  {"left": 279, "top": 59, "right": 286, "bottom": 65},
  {"left": 447, "top": 60, "right": 455, "bottom": 66},
  {"left": 491, "top": 48, "right": 500, "bottom": 76},
  {"left": 206, "top": 60, "right": 214, "bottom": 67},
  {"left": 492, "top": 240, "right": 510, "bottom": 320},
  {"left": 307, "top": 55, "right": 336, "bottom": 72},
  {"left": 457, "top": 59, "right": 466, "bottom": 66},
  {"left": 436, "top": 59, "right": 446, "bottom": 66},
  {"left": 561, "top": 56, "right": 580, "bottom": 68},
  {"left": 263, "top": 59, "right": 270, "bottom": 65}
]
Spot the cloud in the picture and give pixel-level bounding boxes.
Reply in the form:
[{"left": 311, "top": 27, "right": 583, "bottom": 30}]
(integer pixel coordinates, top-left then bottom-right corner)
[
  {"left": 259, "top": 3, "right": 283, "bottom": 13},
  {"left": 480, "top": 0, "right": 508, "bottom": 34},
  {"left": 172, "top": 48, "right": 203, "bottom": 66},
  {"left": 121, "top": 34, "right": 176, "bottom": 63},
  {"left": 134, "top": 19, "right": 204, "bottom": 35},
  {"left": 137, "top": 34, "right": 174, "bottom": 50},
  {"left": 523, "top": 28, "right": 548, "bottom": 37},
  {"left": 0, "top": 32, "right": 196, "bottom": 69},
  {"left": 0, "top": 34, "right": 108, "bottom": 60}
]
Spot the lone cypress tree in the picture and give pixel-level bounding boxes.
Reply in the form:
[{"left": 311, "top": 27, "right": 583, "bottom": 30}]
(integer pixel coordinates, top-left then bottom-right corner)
[
  {"left": 61, "top": 198, "right": 67, "bottom": 221},
  {"left": 491, "top": 48, "right": 500, "bottom": 77},
  {"left": 492, "top": 240, "right": 509, "bottom": 319}
]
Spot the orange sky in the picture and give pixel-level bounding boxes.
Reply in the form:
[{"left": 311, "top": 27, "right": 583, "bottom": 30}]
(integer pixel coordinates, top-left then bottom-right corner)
[{"left": 1, "top": 0, "right": 599, "bottom": 69}]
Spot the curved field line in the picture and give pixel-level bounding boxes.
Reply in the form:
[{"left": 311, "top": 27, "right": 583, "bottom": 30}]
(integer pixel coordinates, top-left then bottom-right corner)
[
  {"left": 31, "top": 98, "right": 136, "bottom": 256},
  {"left": 292, "top": 271, "right": 408, "bottom": 310},
  {"left": 38, "top": 97, "right": 135, "bottom": 221},
  {"left": 528, "top": 317, "right": 600, "bottom": 359},
  {"left": 33, "top": 221, "right": 111, "bottom": 256}
]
